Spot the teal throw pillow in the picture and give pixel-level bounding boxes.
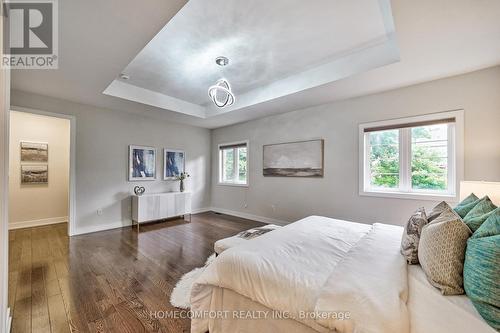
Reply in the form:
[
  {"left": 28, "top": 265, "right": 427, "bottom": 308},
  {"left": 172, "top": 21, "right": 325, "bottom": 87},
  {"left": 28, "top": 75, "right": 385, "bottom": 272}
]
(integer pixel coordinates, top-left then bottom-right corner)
[{"left": 463, "top": 210, "right": 500, "bottom": 330}]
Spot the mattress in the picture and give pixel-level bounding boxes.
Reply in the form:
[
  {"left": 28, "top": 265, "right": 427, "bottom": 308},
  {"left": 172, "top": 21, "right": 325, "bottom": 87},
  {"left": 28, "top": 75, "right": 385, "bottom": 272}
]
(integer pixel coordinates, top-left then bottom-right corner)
[
  {"left": 203, "top": 273, "right": 496, "bottom": 333},
  {"left": 408, "top": 264, "right": 495, "bottom": 333}
]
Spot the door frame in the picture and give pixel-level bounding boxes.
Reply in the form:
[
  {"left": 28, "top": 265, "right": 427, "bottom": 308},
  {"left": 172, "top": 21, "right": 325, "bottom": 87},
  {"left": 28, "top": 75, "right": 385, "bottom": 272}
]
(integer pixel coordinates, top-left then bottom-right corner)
[
  {"left": 1, "top": 1, "right": 11, "bottom": 330},
  {"left": 10, "top": 106, "right": 77, "bottom": 236}
]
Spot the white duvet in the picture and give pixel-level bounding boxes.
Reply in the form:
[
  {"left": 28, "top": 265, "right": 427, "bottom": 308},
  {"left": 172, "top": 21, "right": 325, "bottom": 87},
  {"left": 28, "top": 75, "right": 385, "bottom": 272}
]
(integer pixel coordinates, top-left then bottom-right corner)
[{"left": 191, "top": 216, "right": 409, "bottom": 333}]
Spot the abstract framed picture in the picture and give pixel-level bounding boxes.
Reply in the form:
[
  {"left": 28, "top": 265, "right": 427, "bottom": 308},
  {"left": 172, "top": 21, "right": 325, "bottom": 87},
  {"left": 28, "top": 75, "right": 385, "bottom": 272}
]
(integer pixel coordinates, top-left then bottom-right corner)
[
  {"left": 129, "top": 145, "right": 156, "bottom": 181},
  {"left": 164, "top": 149, "right": 185, "bottom": 180},
  {"left": 263, "top": 139, "right": 324, "bottom": 177},
  {"left": 21, "top": 165, "right": 48, "bottom": 184},
  {"left": 20, "top": 141, "right": 48, "bottom": 162}
]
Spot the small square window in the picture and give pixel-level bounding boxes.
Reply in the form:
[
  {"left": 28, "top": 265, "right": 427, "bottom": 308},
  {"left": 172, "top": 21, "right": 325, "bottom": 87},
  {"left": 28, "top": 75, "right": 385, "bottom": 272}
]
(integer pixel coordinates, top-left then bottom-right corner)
[{"left": 219, "top": 141, "right": 248, "bottom": 186}]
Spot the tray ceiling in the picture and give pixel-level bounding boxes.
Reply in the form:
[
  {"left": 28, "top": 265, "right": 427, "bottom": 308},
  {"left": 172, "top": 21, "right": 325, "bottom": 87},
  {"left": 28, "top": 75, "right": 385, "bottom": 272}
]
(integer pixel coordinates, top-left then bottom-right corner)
[{"left": 104, "top": 0, "right": 399, "bottom": 118}]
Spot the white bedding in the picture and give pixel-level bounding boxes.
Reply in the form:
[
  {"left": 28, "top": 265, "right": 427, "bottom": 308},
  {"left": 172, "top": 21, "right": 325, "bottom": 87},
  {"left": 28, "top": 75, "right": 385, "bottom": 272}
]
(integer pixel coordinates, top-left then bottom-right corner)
[
  {"left": 191, "top": 215, "right": 495, "bottom": 333},
  {"left": 191, "top": 216, "right": 408, "bottom": 333}
]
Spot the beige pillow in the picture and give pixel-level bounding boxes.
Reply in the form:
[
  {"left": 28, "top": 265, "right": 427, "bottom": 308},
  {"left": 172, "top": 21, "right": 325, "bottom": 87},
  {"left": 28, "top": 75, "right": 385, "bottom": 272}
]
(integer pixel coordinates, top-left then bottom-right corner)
[
  {"left": 427, "top": 201, "right": 451, "bottom": 222},
  {"left": 418, "top": 208, "right": 472, "bottom": 295}
]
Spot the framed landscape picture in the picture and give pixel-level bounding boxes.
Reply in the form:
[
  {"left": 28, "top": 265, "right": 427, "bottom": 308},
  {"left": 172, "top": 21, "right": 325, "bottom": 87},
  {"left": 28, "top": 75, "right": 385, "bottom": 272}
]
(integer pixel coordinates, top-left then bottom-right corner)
[
  {"left": 21, "top": 141, "right": 48, "bottom": 162},
  {"left": 164, "top": 149, "right": 185, "bottom": 180},
  {"left": 129, "top": 145, "right": 156, "bottom": 181},
  {"left": 21, "top": 165, "right": 48, "bottom": 184},
  {"left": 263, "top": 139, "right": 324, "bottom": 177}
]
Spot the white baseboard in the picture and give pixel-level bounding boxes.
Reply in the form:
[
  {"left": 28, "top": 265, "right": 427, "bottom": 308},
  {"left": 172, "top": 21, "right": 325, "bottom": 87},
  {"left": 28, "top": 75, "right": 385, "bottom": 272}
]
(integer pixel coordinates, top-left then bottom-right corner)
[
  {"left": 5, "top": 307, "right": 11, "bottom": 333},
  {"left": 9, "top": 216, "right": 68, "bottom": 230},
  {"left": 73, "top": 220, "right": 133, "bottom": 236},
  {"left": 210, "top": 207, "right": 289, "bottom": 225},
  {"left": 71, "top": 207, "right": 268, "bottom": 236},
  {"left": 191, "top": 207, "right": 211, "bottom": 214},
  {"left": 73, "top": 208, "right": 211, "bottom": 236}
]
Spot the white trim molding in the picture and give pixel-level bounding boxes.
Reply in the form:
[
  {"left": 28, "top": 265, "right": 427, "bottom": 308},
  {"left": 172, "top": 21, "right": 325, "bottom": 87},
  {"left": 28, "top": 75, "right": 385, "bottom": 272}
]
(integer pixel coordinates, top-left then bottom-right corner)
[
  {"left": 217, "top": 140, "right": 250, "bottom": 187},
  {"left": 0, "top": 9, "right": 11, "bottom": 330},
  {"left": 10, "top": 106, "right": 77, "bottom": 237},
  {"left": 191, "top": 207, "right": 212, "bottom": 214},
  {"left": 358, "top": 110, "right": 464, "bottom": 201},
  {"left": 210, "top": 207, "right": 289, "bottom": 226},
  {"left": 9, "top": 216, "right": 68, "bottom": 230},
  {"left": 73, "top": 209, "right": 212, "bottom": 235},
  {"left": 5, "top": 308, "right": 10, "bottom": 333},
  {"left": 74, "top": 220, "right": 133, "bottom": 236}
]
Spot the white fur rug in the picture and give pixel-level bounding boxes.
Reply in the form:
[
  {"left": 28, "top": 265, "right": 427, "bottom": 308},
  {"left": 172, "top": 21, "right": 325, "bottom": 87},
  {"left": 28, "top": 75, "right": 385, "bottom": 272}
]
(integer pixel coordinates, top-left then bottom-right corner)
[{"left": 170, "top": 253, "right": 216, "bottom": 309}]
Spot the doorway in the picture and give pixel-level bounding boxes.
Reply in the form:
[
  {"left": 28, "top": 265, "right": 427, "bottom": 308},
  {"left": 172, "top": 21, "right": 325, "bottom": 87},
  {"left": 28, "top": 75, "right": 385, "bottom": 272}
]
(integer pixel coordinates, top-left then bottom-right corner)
[{"left": 8, "top": 107, "right": 75, "bottom": 236}]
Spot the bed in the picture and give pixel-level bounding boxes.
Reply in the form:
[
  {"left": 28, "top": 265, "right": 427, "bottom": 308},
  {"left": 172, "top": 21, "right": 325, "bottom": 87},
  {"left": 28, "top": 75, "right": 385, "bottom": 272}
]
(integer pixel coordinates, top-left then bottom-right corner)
[{"left": 190, "top": 216, "right": 496, "bottom": 333}]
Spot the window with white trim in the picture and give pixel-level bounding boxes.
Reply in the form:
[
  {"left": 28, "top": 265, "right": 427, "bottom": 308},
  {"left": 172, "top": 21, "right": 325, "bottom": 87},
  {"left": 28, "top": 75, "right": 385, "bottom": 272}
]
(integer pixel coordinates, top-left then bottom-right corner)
[
  {"left": 360, "top": 112, "right": 463, "bottom": 200},
  {"left": 218, "top": 141, "right": 248, "bottom": 186}
]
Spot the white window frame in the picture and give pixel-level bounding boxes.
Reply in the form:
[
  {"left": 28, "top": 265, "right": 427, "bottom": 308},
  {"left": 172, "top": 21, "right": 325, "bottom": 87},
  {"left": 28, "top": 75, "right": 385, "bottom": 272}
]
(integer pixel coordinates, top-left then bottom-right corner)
[
  {"left": 359, "top": 110, "right": 464, "bottom": 201},
  {"left": 218, "top": 140, "right": 249, "bottom": 187}
]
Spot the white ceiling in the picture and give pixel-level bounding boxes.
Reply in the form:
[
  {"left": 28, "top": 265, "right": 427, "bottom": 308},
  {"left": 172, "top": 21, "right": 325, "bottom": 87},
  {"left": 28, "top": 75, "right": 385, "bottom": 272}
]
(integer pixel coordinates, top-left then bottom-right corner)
[
  {"left": 11, "top": 0, "right": 500, "bottom": 128},
  {"left": 107, "top": 0, "right": 396, "bottom": 112}
]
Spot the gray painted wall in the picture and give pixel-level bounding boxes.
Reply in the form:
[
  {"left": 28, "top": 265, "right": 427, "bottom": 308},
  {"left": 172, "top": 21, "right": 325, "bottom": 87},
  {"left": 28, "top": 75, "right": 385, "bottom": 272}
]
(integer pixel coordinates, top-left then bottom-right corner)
[
  {"left": 11, "top": 90, "right": 212, "bottom": 234},
  {"left": 10, "top": 66, "right": 500, "bottom": 232},
  {"left": 211, "top": 66, "right": 500, "bottom": 226}
]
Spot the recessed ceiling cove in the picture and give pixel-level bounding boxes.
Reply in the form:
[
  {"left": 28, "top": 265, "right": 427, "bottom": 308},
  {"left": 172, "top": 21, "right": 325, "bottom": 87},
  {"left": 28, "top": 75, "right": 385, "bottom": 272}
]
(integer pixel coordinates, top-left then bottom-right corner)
[{"left": 103, "top": 0, "right": 399, "bottom": 118}]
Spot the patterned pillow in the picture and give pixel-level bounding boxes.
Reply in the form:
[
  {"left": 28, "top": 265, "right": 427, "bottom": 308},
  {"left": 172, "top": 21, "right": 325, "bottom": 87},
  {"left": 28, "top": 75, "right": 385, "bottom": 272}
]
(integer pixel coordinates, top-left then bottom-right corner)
[
  {"left": 463, "top": 197, "right": 497, "bottom": 232},
  {"left": 418, "top": 208, "right": 472, "bottom": 295},
  {"left": 400, "top": 207, "right": 428, "bottom": 264},
  {"left": 463, "top": 210, "right": 500, "bottom": 330},
  {"left": 427, "top": 201, "right": 451, "bottom": 222},
  {"left": 454, "top": 193, "right": 481, "bottom": 218}
]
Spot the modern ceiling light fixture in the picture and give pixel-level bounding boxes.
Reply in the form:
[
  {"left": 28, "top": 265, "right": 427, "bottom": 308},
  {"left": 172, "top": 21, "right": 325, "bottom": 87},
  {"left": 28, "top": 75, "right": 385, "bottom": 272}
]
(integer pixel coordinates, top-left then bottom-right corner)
[
  {"left": 208, "top": 56, "right": 235, "bottom": 108},
  {"left": 208, "top": 78, "right": 235, "bottom": 108},
  {"left": 215, "top": 56, "right": 229, "bottom": 66}
]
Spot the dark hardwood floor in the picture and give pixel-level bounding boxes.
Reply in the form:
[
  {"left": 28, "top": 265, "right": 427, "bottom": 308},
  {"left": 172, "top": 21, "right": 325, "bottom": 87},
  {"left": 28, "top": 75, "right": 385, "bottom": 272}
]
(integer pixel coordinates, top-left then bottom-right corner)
[{"left": 8, "top": 212, "right": 265, "bottom": 333}]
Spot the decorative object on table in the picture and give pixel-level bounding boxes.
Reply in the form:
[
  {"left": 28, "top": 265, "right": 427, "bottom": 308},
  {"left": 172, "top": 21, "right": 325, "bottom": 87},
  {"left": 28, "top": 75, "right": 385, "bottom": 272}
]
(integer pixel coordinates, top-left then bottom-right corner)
[
  {"left": 20, "top": 141, "right": 48, "bottom": 162},
  {"left": 133, "top": 186, "right": 145, "bottom": 196},
  {"left": 129, "top": 145, "right": 156, "bottom": 181},
  {"left": 21, "top": 165, "right": 48, "bottom": 184},
  {"left": 263, "top": 139, "right": 324, "bottom": 177},
  {"left": 164, "top": 149, "right": 185, "bottom": 180},
  {"left": 176, "top": 172, "right": 190, "bottom": 192}
]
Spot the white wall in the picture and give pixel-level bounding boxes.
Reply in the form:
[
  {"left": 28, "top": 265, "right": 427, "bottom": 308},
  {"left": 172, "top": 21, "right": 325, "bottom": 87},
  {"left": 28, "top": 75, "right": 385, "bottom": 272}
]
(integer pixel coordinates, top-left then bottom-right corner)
[
  {"left": 211, "top": 66, "right": 500, "bottom": 226},
  {"left": 9, "top": 111, "right": 70, "bottom": 228},
  {"left": 0, "top": 8, "right": 11, "bottom": 329},
  {"left": 10, "top": 91, "right": 212, "bottom": 235}
]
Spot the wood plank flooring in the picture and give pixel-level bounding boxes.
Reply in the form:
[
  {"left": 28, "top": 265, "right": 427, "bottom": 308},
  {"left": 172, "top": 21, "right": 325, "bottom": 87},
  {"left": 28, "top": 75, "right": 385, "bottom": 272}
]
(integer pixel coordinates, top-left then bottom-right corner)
[{"left": 8, "top": 212, "right": 265, "bottom": 333}]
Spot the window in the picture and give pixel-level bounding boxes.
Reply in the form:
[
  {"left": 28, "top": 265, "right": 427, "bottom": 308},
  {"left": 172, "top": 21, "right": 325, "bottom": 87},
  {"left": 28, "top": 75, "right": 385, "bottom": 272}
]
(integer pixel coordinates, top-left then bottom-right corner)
[
  {"left": 360, "top": 111, "right": 464, "bottom": 200},
  {"left": 219, "top": 141, "right": 248, "bottom": 186}
]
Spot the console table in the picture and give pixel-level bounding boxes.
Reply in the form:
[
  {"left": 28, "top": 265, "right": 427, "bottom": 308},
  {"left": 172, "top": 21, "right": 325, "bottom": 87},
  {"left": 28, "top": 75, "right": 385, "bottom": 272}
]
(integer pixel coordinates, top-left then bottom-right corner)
[{"left": 132, "top": 192, "right": 192, "bottom": 231}]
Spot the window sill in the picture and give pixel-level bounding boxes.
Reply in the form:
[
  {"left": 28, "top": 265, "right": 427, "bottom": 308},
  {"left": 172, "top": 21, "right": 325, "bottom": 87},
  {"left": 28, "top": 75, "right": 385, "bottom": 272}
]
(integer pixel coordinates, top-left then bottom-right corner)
[
  {"left": 217, "top": 182, "right": 249, "bottom": 188},
  {"left": 359, "top": 189, "right": 458, "bottom": 202}
]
